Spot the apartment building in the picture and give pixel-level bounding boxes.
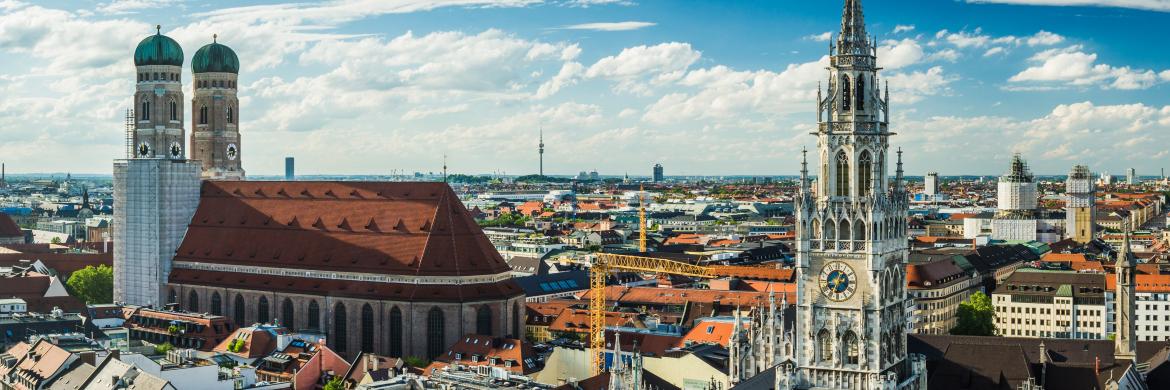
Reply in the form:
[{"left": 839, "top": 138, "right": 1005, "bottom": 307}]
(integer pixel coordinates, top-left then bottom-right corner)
[{"left": 992, "top": 270, "right": 1107, "bottom": 339}]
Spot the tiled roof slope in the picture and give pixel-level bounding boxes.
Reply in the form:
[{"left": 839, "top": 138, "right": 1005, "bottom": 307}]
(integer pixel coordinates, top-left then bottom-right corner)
[
  {"left": 0, "top": 213, "right": 21, "bottom": 238},
  {"left": 175, "top": 181, "right": 511, "bottom": 277}
]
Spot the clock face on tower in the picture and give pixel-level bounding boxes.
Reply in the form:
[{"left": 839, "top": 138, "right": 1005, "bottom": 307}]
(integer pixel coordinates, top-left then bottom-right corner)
[
  {"left": 137, "top": 142, "right": 151, "bottom": 158},
  {"left": 820, "top": 261, "right": 857, "bottom": 302},
  {"left": 226, "top": 144, "right": 238, "bottom": 161},
  {"left": 169, "top": 142, "right": 182, "bottom": 159}
]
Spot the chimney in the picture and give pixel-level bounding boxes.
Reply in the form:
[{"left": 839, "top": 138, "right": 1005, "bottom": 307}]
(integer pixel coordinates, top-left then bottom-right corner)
[{"left": 79, "top": 351, "right": 96, "bottom": 366}]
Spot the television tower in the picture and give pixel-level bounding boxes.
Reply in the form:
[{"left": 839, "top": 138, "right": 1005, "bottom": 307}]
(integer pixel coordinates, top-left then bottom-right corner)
[{"left": 539, "top": 127, "right": 545, "bottom": 177}]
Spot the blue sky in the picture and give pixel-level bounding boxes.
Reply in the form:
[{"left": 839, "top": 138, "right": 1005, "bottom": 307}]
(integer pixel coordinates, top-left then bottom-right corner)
[{"left": 1, "top": 0, "right": 1168, "bottom": 176}]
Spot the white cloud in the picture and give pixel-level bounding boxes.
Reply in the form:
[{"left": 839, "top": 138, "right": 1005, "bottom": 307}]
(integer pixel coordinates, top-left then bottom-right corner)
[
  {"left": 934, "top": 28, "right": 1064, "bottom": 49},
  {"left": 1010, "top": 45, "right": 1168, "bottom": 90},
  {"left": 877, "top": 39, "right": 924, "bottom": 70},
  {"left": 886, "top": 66, "right": 958, "bottom": 104},
  {"left": 983, "top": 47, "right": 1006, "bottom": 57},
  {"left": 585, "top": 42, "right": 700, "bottom": 95},
  {"left": 564, "top": 0, "right": 635, "bottom": 7},
  {"left": 402, "top": 104, "right": 470, "bottom": 120},
  {"left": 967, "top": 0, "right": 1170, "bottom": 12},
  {"left": 805, "top": 32, "right": 832, "bottom": 42},
  {"left": 558, "top": 21, "right": 656, "bottom": 31},
  {"left": 535, "top": 61, "right": 585, "bottom": 99},
  {"left": 894, "top": 25, "right": 916, "bottom": 34},
  {"left": 96, "top": 0, "right": 182, "bottom": 14},
  {"left": 641, "top": 57, "right": 829, "bottom": 124},
  {"left": 928, "top": 49, "right": 961, "bottom": 62},
  {"left": 1026, "top": 30, "right": 1064, "bottom": 46}
]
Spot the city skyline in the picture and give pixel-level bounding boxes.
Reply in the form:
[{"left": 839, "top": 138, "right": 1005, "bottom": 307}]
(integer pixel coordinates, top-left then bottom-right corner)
[{"left": 1, "top": 0, "right": 1169, "bottom": 175}]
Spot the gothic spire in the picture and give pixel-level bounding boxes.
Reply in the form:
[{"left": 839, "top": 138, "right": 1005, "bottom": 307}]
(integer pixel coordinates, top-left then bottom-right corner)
[
  {"left": 838, "top": 0, "right": 870, "bottom": 55},
  {"left": 895, "top": 147, "right": 905, "bottom": 192},
  {"left": 1119, "top": 221, "right": 1133, "bottom": 267},
  {"left": 800, "top": 147, "right": 810, "bottom": 192}
]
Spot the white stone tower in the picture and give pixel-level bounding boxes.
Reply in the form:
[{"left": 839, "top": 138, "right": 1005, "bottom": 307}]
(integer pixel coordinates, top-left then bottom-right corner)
[
  {"left": 784, "top": 1, "right": 923, "bottom": 388},
  {"left": 113, "top": 26, "right": 202, "bottom": 307},
  {"left": 1065, "top": 165, "right": 1096, "bottom": 244},
  {"left": 923, "top": 172, "right": 938, "bottom": 197},
  {"left": 1115, "top": 222, "right": 1137, "bottom": 362},
  {"left": 190, "top": 35, "right": 245, "bottom": 181}
]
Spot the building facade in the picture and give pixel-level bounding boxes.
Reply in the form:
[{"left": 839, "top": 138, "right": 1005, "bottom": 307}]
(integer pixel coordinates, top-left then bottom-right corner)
[
  {"left": 190, "top": 36, "right": 245, "bottom": 181},
  {"left": 782, "top": 1, "right": 926, "bottom": 388},
  {"left": 992, "top": 270, "right": 1107, "bottom": 339},
  {"left": 653, "top": 164, "right": 663, "bottom": 182},
  {"left": 905, "top": 258, "right": 979, "bottom": 335},
  {"left": 923, "top": 172, "right": 938, "bottom": 197},
  {"left": 1066, "top": 165, "right": 1096, "bottom": 244},
  {"left": 114, "top": 27, "right": 202, "bottom": 307}
]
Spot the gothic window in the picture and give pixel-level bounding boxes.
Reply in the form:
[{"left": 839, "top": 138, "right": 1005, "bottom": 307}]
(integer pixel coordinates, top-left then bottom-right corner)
[
  {"left": 257, "top": 296, "right": 270, "bottom": 324},
  {"left": 141, "top": 101, "right": 150, "bottom": 121},
  {"left": 817, "top": 329, "right": 833, "bottom": 362},
  {"left": 841, "top": 75, "right": 852, "bottom": 111},
  {"left": 307, "top": 300, "right": 320, "bottom": 330},
  {"left": 281, "top": 298, "right": 294, "bottom": 329},
  {"left": 389, "top": 307, "right": 403, "bottom": 357},
  {"left": 427, "top": 307, "right": 445, "bottom": 359},
  {"left": 210, "top": 292, "right": 222, "bottom": 316},
  {"left": 227, "top": 106, "right": 234, "bottom": 124},
  {"left": 856, "top": 74, "right": 865, "bottom": 111},
  {"left": 854, "top": 219, "right": 865, "bottom": 242},
  {"left": 187, "top": 290, "right": 199, "bottom": 312},
  {"left": 153, "top": 72, "right": 159, "bottom": 81},
  {"left": 233, "top": 294, "right": 245, "bottom": 326},
  {"left": 811, "top": 219, "right": 822, "bottom": 240},
  {"left": 476, "top": 305, "right": 492, "bottom": 336},
  {"left": 170, "top": 101, "right": 178, "bottom": 121},
  {"left": 334, "top": 303, "right": 348, "bottom": 352},
  {"left": 826, "top": 220, "right": 837, "bottom": 241},
  {"left": 361, "top": 304, "right": 375, "bottom": 352},
  {"left": 199, "top": 106, "right": 208, "bottom": 125},
  {"left": 843, "top": 331, "right": 859, "bottom": 364},
  {"left": 839, "top": 219, "right": 851, "bottom": 242},
  {"left": 859, "top": 151, "right": 873, "bottom": 196},
  {"left": 835, "top": 151, "right": 850, "bottom": 197}
]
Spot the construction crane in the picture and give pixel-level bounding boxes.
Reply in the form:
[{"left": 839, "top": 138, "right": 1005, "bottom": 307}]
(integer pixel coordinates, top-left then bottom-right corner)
[{"left": 585, "top": 253, "right": 792, "bottom": 375}]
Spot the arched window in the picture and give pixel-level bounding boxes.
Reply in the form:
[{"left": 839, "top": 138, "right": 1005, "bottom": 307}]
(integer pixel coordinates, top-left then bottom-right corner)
[
  {"left": 854, "top": 219, "right": 865, "bottom": 243},
  {"left": 281, "top": 298, "right": 294, "bottom": 329},
  {"left": 476, "top": 306, "right": 492, "bottom": 336},
  {"left": 153, "top": 72, "right": 159, "bottom": 81},
  {"left": 199, "top": 106, "right": 208, "bottom": 125},
  {"left": 427, "top": 307, "right": 445, "bottom": 359},
  {"left": 334, "top": 303, "right": 348, "bottom": 353},
  {"left": 361, "top": 304, "right": 374, "bottom": 352},
  {"left": 307, "top": 300, "right": 320, "bottom": 330},
  {"left": 859, "top": 151, "right": 873, "bottom": 196},
  {"left": 841, "top": 75, "right": 852, "bottom": 111},
  {"left": 839, "top": 219, "right": 851, "bottom": 242},
  {"left": 141, "top": 101, "right": 150, "bottom": 121},
  {"left": 844, "top": 331, "right": 859, "bottom": 364},
  {"left": 210, "top": 292, "right": 222, "bottom": 316},
  {"left": 856, "top": 74, "right": 865, "bottom": 111},
  {"left": 227, "top": 106, "right": 234, "bottom": 124},
  {"left": 817, "top": 329, "right": 833, "bottom": 362},
  {"left": 835, "top": 151, "right": 850, "bottom": 197},
  {"left": 233, "top": 294, "right": 245, "bottom": 326},
  {"left": 167, "top": 288, "right": 177, "bottom": 305},
  {"left": 811, "top": 219, "right": 822, "bottom": 240},
  {"left": 187, "top": 290, "right": 199, "bottom": 312},
  {"left": 257, "top": 296, "right": 270, "bottom": 324},
  {"left": 389, "top": 307, "right": 403, "bottom": 357},
  {"left": 826, "top": 220, "right": 837, "bottom": 241},
  {"left": 170, "top": 101, "right": 178, "bottom": 121}
]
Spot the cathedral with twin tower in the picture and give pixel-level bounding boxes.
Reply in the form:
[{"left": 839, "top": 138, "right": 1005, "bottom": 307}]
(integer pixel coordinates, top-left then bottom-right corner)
[{"left": 114, "top": 27, "right": 245, "bottom": 308}]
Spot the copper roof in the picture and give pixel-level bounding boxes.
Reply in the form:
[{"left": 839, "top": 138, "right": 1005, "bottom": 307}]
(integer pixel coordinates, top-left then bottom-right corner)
[{"left": 175, "top": 181, "right": 511, "bottom": 278}]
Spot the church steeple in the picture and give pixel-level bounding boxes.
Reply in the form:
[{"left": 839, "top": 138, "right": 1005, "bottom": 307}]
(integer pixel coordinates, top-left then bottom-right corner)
[
  {"left": 1115, "top": 221, "right": 1137, "bottom": 362},
  {"left": 838, "top": 0, "right": 872, "bottom": 55}
]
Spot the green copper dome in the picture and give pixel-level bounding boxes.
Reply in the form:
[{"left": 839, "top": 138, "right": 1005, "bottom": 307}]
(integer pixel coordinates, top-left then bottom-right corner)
[
  {"left": 192, "top": 39, "right": 239, "bottom": 74},
  {"left": 134, "top": 28, "right": 184, "bottom": 67}
]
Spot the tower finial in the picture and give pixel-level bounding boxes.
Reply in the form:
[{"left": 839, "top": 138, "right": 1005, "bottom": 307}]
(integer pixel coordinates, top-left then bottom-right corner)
[
  {"left": 156, "top": 25, "right": 161, "bottom": 34},
  {"left": 895, "top": 147, "right": 905, "bottom": 192},
  {"left": 213, "top": 34, "right": 218, "bottom": 43}
]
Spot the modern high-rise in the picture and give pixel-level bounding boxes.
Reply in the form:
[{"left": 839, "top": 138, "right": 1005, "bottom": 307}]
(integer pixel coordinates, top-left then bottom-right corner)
[
  {"left": 190, "top": 35, "right": 245, "bottom": 181},
  {"left": 923, "top": 172, "right": 938, "bottom": 196},
  {"left": 285, "top": 157, "right": 295, "bottom": 180},
  {"left": 1066, "top": 165, "right": 1096, "bottom": 244},
  {"left": 114, "top": 26, "right": 201, "bottom": 307},
  {"left": 781, "top": 0, "right": 926, "bottom": 388},
  {"left": 652, "top": 164, "right": 663, "bottom": 182},
  {"left": 1126, "top": 168, "right": 1136, "bottom": 185}
]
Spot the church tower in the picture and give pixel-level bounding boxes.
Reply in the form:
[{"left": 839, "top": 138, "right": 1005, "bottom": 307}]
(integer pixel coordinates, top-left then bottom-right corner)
[
  {"left": 1066, "top": 165, "right": 1096, "bottom": 244},
  {"left": 113, "top": 26, "right": 202, "bottom": 307},
  {"left": 785, "top": 1, "right": 924, "bottom": 388},
  {"left": 190, "top": 35, "right": 245, "bottom": 180},
  {"left": 1115, "top": 222, "right": 1137, "bottom": 362}
]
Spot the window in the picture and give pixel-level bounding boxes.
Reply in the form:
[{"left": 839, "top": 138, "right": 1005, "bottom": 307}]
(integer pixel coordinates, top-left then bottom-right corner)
[
  {"left": 844, "top": 331, "right": 859, "bottom": 364},
  {"left": 281, "top": 298, "right": 294, "bottom": 329},
  {"left": 141, "top": 101, "right": 151, "bottom": 121},
  {"left": 227, "top": 107, "right": 234, "bottom": 124},
  {"left": 233, "top": 294, "right": 245, "bottom": 326},
  {"left": 858, "top": 151, "right": 873, "bottom": 196},
  {"left": 257, "top": 296, "right": 269, "bottom": 324},
  {"left": 188, "top": 290, "right": 199, "bottom": 312},
  {"left": 168, "top": 288, "right": 177, "bottom": 305},
  {"left": 211, "top": 293, "right": 222, "bottom": 316},
  {"left": 856, "top": 74, "right": 865, "bottom": 111},
  {"left": 361, "top": 304, "right": 375, "bottom": 352},
  {"left": 428, "top": 307, "right": 445, "bottom": 359},
  {"left": 390, "top": 307, "right": 403, "bottom": 357},
  {"left": 835, "top": 151, "right": 850, "bottom": 197},
  {"left": 817, "top": 329, "right": 832, "bottom": 362},
  {"left": 334, "top": 303, "right": 348, "bottom": 352},
  {"left": 170, "top": 101, "right": 178, "bottom": 121},
  {"left": 307, "top": 300, "right": 320, "bottom": 330},
  {"left": 841, "top": 75, "right": 852, "bottom": 111},
  {"left": 199, "top": 106, "right": 208, "bottom": 125},
  {"left": 476, "top": 305, "right": 492, "bottom": 336}
]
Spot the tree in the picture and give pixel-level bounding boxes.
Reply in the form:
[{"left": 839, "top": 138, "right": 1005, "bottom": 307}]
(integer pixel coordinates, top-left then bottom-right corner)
[
  {"left": 951, "top": 291, "right": 995, "bottom": 336},
  {"left": 66, "top": 265, "right": 113, "bottom": 304},
  {"left": 323, "top": 376, "right": 345, "bottom": 390}
]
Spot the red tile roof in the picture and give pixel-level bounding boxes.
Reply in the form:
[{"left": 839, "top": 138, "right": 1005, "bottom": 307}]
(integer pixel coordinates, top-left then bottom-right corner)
[
  {"left": 170, "top": 269, "right": 522, "bottom": 302},
  {"left": 174, "top": 181, "right": 512, "bottom": 278},
  {"left": 432, "top": 334, "right": 539, "bottom": 375}
]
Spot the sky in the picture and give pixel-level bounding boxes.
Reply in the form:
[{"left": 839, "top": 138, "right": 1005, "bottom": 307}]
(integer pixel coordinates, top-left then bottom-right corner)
[{"left": 1, "top": 0, "right": 1169, "bottom": 177}]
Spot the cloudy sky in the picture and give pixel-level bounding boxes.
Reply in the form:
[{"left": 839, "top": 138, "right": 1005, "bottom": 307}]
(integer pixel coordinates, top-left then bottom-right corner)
[{"left": 1, "top": 0, "right": 1169, "bottom": 176}]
